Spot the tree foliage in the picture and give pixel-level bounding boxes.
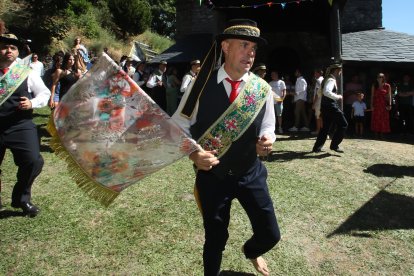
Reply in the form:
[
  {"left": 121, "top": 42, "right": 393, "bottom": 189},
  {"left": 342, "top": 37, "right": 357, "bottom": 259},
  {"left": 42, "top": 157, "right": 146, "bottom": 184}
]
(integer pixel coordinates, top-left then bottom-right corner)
[
  {"left": 107, "top": 0, "right": 152, "bottom": 38},
  {"left": 149, "top": 0, "right": 176, "bottom": 38}
]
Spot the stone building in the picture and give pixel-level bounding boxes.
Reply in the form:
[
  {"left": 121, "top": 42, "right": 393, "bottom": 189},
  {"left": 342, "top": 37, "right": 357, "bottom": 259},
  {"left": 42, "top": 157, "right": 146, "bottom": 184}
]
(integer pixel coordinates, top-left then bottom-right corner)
[{"left": 154, "top": 0, "right": 413, "bottom": 87}]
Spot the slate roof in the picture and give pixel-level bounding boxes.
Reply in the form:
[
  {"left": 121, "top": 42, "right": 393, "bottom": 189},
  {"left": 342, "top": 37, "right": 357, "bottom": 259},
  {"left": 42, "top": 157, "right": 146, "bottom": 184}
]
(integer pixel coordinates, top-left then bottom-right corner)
[
  {"left": 150, "top": 34, "right": 213, "bottom": 64},
  {"left": 342, "top": 29, "right": 414, "bottom": 63}
]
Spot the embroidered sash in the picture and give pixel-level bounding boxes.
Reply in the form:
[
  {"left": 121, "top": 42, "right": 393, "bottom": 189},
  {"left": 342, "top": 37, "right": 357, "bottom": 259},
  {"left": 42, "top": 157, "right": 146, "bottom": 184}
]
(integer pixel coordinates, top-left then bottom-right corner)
[
  {"left": 198, "top": 74, "right": 270, "bottom": 158},
  {"left": 0, "top": 64, "right": 32, "bottom": 106}
]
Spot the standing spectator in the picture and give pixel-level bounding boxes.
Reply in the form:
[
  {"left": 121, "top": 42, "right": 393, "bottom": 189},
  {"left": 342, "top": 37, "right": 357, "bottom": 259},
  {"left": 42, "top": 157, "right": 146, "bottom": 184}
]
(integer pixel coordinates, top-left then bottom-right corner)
[
  {"left": 172, "top": 19, "right": 280, "bottom": 276},
  {"left": 0, "top": 34, "right": 51, "bottom": 216},
  {"left": 397, "top": 74, "right": 414, "bottom": 134},
  {"left": 146, "top": 60, "right": 167, "bottom": 111},
  {"left": 45, "top": 55, "right": 63, "bottom": 109},
  {"left": 180, "top": 59, "right": 201, "bottom": 96},
  {"left": 165, "top": 66, "right": 181, "bottom": 116},
  {"left": 50, "top": 53, "right": 82, "bottom": 109},
  {"left": 133, "top": 61, "right": 147, "bottom": 87},
  {"left": 124, "top": 57, "right": 135, "bottom": 78},
  {"left": 344, "top": 75, "right": 363, "bottom": 133},
  {"left": 289, "top": 68, "right": 309, "bottom": 132},
  {"left": 72, "top": 37, "right": 90, "bottom": 74},
  {"left": 371, "top": 73, "right": 391, "bottom": 138},
  {"left": 312, "top": 61, "right": 347, "bottom": 153},
  {"left": 269, "top": 70, "right": 286, "bottom": 133},
  {"left": 253, "top": 63, "right": 267, "bottom": 79},
  {"left": 311, "top": 68, "right": 324, "bottom": 135},
  {"left": 352, "top": 92, "right": 367, "bottom": 136},
  {"left": 29, "top": 53, "right": 44, "bottom": 77}
]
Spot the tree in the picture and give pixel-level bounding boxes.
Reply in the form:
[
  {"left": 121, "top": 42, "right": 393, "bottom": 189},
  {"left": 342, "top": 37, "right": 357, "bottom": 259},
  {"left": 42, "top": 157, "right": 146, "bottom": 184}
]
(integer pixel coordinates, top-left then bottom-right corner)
[
  {"left": 107, "top": 0, "right": 152, "bottom": 38},
  {"left": 149, "top": 0, "right": 176, "bottom": 38}
]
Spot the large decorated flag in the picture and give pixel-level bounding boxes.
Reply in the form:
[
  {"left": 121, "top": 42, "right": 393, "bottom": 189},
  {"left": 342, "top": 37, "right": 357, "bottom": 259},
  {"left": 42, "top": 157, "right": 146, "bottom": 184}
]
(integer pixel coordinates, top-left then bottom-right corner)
[{"left": 48, "top": 53, "right": 198, "bottom": 206}]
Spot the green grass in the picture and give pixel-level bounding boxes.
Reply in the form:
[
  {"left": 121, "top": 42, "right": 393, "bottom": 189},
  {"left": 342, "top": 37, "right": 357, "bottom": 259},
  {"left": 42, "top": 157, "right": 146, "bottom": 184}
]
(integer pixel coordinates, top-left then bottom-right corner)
[{"left": 1, "top": 107, "right": 413, "bottom": 275}]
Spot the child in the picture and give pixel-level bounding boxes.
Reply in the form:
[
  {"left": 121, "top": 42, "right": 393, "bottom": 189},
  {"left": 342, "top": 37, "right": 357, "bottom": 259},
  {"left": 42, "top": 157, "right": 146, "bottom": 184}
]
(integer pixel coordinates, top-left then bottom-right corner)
[{"left": 352, "top": 92, "right": 368, "bottom": 136}]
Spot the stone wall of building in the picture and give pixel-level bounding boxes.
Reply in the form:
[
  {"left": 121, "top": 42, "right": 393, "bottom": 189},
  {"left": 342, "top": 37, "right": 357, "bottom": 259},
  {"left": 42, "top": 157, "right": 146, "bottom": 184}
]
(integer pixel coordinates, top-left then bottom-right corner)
[
  {"left": 341, "top": 0, "right": 382, "bottom": 33},
  {"left": 176, "top": 0, "right": 220, "bottom": 39}
]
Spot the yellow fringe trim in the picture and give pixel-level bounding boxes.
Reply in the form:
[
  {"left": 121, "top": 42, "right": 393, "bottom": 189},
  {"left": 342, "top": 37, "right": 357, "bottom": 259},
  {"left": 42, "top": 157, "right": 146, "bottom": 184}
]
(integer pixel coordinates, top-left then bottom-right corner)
[{"left": 46, "top": 116, "right": 120, "bottom": 207}]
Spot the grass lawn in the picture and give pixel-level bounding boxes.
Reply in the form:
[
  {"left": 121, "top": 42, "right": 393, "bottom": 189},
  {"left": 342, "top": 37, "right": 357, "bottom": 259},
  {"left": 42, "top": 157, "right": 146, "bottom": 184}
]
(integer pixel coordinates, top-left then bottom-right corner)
[{"left": 1, "top": 107, "right": 413, "bottom": 275}]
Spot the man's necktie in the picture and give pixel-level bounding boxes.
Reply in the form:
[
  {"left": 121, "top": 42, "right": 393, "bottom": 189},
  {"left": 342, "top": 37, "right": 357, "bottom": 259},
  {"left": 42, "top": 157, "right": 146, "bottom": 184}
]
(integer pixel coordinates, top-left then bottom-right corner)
[
  {"left": 225, "top": 77, "right": 242, "bottom": 103},
  {"left": 0, "top": 67, "right": 9, "bottom": 75}
]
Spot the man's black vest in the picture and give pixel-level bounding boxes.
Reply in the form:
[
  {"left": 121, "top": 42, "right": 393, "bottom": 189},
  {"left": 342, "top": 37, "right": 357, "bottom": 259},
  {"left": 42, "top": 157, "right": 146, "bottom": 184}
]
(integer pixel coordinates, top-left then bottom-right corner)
[
  {"left": 190, "top": 71, "right": 266, "bottom": 178},
  {"left": 0, "top": 79, "right": 33, "bottom": 126},
  {"left": 321, "top": 78, "right": 338, "bottom": 107}
]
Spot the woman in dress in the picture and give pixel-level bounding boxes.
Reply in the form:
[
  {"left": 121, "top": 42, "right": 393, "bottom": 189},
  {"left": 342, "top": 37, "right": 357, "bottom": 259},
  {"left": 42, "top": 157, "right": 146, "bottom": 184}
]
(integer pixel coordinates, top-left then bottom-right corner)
[
  {"left": 370, "top": 72, "right": 392, "bottom": 137},
  {"left": 47, "top": 54, "right": 63, "bottom": 109},
  {"left": 50, "top": 53, "right": 82, "bottom": 108}
]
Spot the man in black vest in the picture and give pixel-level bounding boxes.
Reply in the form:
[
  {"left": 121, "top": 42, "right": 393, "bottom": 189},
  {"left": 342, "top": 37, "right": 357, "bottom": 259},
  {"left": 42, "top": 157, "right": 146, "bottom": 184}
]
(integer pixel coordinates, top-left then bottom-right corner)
[
  {"left": 0, "top": 34, "right": 51, "bottom": 217},
  {"left": 172, "top": 19, "right": 280, "bottom": 276},
  {"left": 146, "top": 60, "right": 167, "bottom": 111},
  {"left": 312, "top": 61, "right": 348, "bottom": 153}
]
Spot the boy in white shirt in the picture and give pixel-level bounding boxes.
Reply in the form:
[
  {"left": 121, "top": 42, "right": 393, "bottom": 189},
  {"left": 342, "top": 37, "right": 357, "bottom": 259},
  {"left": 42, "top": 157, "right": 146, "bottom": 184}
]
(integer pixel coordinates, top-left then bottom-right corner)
[{"left": 351, "top": 92, "right": 367, "bottom": 136}]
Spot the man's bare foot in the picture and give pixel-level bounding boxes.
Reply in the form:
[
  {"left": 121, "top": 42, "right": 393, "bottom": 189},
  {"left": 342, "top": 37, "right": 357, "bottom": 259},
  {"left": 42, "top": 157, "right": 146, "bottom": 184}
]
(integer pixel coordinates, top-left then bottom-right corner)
[{"left": 250, "top": 256, "right": 270, "bottom": 276}]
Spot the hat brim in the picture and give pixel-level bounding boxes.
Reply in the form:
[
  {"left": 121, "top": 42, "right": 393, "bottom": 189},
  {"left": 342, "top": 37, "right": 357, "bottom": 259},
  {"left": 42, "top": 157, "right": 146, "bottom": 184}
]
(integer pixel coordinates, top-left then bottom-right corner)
[
  {"left": 216, "top": 34, "right": 267, "bottom": 46},
  {"left": 0, "top": 37, "right": 23, "bottom": 49}
]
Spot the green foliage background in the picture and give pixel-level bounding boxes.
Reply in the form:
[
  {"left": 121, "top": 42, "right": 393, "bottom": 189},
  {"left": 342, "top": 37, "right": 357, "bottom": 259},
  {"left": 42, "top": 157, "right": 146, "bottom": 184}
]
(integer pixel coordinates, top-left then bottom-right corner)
[{"left": 0, "top": 0, "right": 175, "bottom": 58}]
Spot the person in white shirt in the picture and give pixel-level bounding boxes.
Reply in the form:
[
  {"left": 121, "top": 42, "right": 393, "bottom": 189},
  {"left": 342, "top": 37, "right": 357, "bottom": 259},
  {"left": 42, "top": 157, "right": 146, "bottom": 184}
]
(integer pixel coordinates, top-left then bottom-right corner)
[
  {"left": 180, "top": 59, "right": 200, "bottom": 95},
  {"left": 269, "top": 70, "right": 286, "bottom": 133},
  {"left": 172, "top": 19, "right": 280, "bottom": 276},
  {"left": 29, "top": 53, "right": 44, "bottom": 77},
  {"left": 289, "top": 68, "right": 309, "bottom": 132},
  {"left": 0, "top": 34, "right": 51, "bottom": 217},
  {"left": 313, "top": 61, "right": 348, "bottom": 153},
  {"left": 312, "top": 68, "right": 324, "bottom": 135},
  {"left": 146, "top": 60, "right": 167, "bottom": 111}
]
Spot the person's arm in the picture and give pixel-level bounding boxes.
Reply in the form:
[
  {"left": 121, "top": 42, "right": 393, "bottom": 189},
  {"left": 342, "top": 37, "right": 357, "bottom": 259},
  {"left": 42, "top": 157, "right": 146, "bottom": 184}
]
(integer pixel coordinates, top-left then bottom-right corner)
[
  {"left": 180, "top": 74, "right": 192, "bottom": 93},
  {"left": 49, "top": 69, "right": 62, "bottom": 108},
  {"left": 323, "top": 79, "right": 342, "bottom": 100},
  {"left": 351, "top": 104, "right": 355, "bottom": 119},
  {"left": 258, "top": 89, "right": 276, "bottom": 143},
  {"left": 386, "top": 84, "right": 392, "bottom": 110},
  {"left": 27, "top": 72, "right": 51, "bottom": 108},
  {"left": 172, "top": 81, "right": 219, "bottom": 171},
  {"left": 146, "top": 74, "right": 157, "bottom": 88},
  {"left": 371, "top": 85, "right": 375, "bottom": 110}
]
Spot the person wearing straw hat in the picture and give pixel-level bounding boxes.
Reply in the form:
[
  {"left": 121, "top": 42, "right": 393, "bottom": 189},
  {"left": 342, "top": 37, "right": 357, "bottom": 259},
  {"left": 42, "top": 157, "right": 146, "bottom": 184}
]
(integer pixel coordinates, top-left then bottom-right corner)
[
  {"left": 180, "top": 59, "right": 201, "bottom": 95},
  {"left": 0, "top": 33, "right": 51, "bottom": 217},
  {"left": 252, "top": 62, "right": 267, "bottom": 79},
  {"left": 312, "top": 60, "right": 348, "bottom": 153},
  {"left": 146, "top": 60, "right": 167, "bottom": 111},
  {"left": 172, "top": 19, "right": 280, "bottom": 276}
]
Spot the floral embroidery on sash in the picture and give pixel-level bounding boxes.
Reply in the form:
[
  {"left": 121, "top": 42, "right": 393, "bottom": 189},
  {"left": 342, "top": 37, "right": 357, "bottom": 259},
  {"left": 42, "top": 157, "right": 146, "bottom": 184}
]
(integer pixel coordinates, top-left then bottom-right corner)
[
  {"left": 0, "top": 64, "right": 32, "bottom": 106},
  {"left": 198, "top": 74, "right": 270, "bottom": 158}
]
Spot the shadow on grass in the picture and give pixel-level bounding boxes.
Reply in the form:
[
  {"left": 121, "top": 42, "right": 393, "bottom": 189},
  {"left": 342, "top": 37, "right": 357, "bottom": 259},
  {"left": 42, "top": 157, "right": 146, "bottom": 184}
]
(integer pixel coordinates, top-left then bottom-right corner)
[
  {"left": 327, "top": 190, "right": 414, "bottom": 238},
  {"left": 219, "top": 271, "right": 255, "bottom": 276},
  {"left": 265, "top": 150, "right": 339, "bottom": 162},
  {"left": 364, "top": 164, "right": 414, "bottom": 178},
  {"left": 0, "top": 209, "right": 25, "bottom": 219},
  {"left": 37, "top": 124, "right": 54, "bottom": 153}
]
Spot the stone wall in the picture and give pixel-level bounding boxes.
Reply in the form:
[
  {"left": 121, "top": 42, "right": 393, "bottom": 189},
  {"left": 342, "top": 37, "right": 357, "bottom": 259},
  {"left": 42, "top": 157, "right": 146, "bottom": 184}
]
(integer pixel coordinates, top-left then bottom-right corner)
[
  {"left": 176, "top": 0, "right": 220, "bottom": 39},
  {"left": 341, "top": 0, "right": 382, "bottom": 33}
]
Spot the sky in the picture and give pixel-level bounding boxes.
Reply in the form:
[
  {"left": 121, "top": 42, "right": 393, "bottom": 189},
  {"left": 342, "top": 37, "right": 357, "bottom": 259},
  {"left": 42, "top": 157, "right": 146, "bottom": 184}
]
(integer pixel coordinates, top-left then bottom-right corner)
[{"left": 382, "top": 0, "right": 414, "bottom": 35}]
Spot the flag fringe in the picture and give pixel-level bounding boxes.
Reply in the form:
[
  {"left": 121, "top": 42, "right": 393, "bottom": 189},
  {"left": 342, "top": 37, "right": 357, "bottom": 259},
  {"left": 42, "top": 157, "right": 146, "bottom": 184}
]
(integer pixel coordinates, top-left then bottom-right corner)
[{"left": 46, "top": 116, "right": 119, "bottom": 207}]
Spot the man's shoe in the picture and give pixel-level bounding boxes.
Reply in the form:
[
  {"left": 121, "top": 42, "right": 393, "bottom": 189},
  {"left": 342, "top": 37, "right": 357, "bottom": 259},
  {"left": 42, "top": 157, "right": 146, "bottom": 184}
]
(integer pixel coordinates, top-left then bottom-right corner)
[
  {"left": 330, "top": 147, "right": 344, "bottom": 153},
  {"left": 300, "top": 127, "right": 310, "bottom": 132},
  {"left": 288, "top": 126, "right": 298, "bottom": 132},
  {"left": 278, "top": 127, "right": 283, "bottom": 134},
  {"left": 312, "top": 148, "right": 323, "bottom": 153},
  {"left": 12, "top": 202, "right": 40, "bottom": 217}
]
